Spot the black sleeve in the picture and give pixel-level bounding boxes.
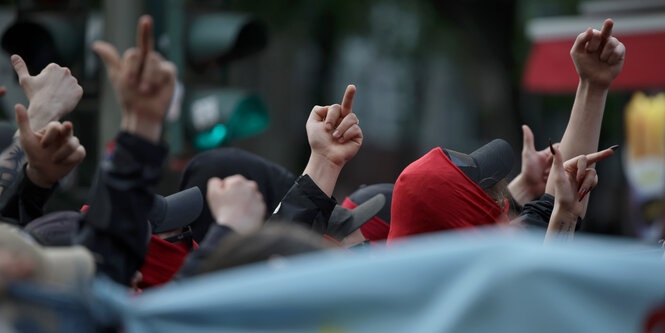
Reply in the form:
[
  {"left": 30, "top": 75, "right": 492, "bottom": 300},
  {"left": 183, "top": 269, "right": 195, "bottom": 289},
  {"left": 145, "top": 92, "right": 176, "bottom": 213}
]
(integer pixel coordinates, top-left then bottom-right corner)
[
  {"left": 0, "top": 165, "right": 55, "bottom": 227},
  {"left": 75, "top": 132, "right": 167, "bottom": 286},
  {"left": 176, "top": 224, "right": 235, "bottom": 278},
  {"left": 518, "top": 193, "right": 582, "bottom": 231},
  {"left": 268, "top": 174, "right": 337, "bottom": 235}
]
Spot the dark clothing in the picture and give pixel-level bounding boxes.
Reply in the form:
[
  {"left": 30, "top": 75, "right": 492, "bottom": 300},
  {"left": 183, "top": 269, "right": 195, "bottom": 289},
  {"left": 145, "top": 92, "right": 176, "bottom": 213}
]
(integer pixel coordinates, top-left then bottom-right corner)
[
  {"left": 179, "top": 148, "right": 296, "bottom": 242},
  {"left": 179, "top": 174, "right": 336, "bottom": 278},
  {"left": 76, "top": 132, "right": 167, "bottom": 285},
  {"left": 518, "top": 193, "right": 582, "bottom": 231},
  {"left": 177, "top": 224, "right": 235, "bottom": 278},
  {"left": 0, "top": 165, "right": 55, "bottom": 226},
  {"left": 269, "top": 174, "right": 337, "bottom": 235}
]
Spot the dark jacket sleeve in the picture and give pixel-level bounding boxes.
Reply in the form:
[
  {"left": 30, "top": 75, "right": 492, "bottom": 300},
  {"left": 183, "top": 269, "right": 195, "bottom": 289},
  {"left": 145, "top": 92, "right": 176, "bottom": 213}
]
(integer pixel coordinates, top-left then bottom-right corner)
[
  {"left": 0, "top": 165, "right": 55, "bottom": 226},
  {"left": 268, "top": 174, "right": 336, "bottom": 235},
  {"left": 75, "top": 132, "right": 167, "bottom": 286},
  {"left": 518, "top": 193, "right": 582, "bottom": 231},
  {"left": 176, "top": 224, "right": 235, "bottom": 278}
]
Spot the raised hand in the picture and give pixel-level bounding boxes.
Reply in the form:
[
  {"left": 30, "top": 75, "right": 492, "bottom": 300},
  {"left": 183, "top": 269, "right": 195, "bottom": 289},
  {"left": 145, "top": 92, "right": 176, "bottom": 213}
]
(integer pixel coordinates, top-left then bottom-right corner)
[
  {"left": 571, "top": 18, "right": 625, "bottom": 89},
  {"left": 508, "top": 125, "right": 556, "bottom": 205},
  {"left": 11, "top": 55, "right": 83, "bottom": 131},
  {"left": 207, "top": 175, "right": 266, "bottom": 235},
  {"left": 547, "top": 144, "right": 615, "bottom": 220},
  {"left": 306, "top": 85, "right": 362, "bottom": 167},
  {"left": 93, "top": 15, "right": 176, "bottom": 142},
  {"left": 15, "top": 104, "right": 85, "bottom": 188}
]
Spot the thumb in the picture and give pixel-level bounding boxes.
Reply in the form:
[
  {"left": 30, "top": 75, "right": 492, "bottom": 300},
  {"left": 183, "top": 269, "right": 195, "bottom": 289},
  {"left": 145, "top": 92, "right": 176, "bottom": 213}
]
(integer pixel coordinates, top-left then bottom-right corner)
[
  {"left": 522, "top": 124, "right": 535, "bottom": 152},
  {"left": 15, "top": 104, "right": 37, "bottom": 145},
  {"left": 92, "top": 41, "right": 121, "bottom": 75},
  {"left": 11, "top": 55, "right": 30, "bottom": 84}
]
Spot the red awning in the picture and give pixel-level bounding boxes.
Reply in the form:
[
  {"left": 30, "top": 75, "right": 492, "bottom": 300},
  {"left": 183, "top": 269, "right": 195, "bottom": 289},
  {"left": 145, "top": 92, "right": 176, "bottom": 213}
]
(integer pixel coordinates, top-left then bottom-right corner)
[{"left": 523, "top": 13, "right": 665, "bottom": 93}]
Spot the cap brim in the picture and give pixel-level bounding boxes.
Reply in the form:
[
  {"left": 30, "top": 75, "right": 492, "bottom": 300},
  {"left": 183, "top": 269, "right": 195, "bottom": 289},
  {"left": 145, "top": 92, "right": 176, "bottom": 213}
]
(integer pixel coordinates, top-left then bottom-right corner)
[
  {"left": 344, "top": 193, "right": 386, "bottom": 233},
  {"left": 149, "top": 187, "right": 204, "bottom": 233},
  {"left": 469, "top": 139, "right": 514, "bottom": 189}
]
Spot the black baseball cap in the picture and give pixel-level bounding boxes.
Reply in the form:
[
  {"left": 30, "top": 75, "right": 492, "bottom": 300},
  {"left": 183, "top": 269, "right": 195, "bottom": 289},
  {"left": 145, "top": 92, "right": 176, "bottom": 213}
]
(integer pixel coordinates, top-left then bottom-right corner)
[
  {"left": 149, "top": 186, "right": 204, "bottom": 233},
  {"left": 326, "top": 193, "right": 386, "bottom": 241},
  {"left": 442, "top": 139, "right": 514, "bottom": 190}
]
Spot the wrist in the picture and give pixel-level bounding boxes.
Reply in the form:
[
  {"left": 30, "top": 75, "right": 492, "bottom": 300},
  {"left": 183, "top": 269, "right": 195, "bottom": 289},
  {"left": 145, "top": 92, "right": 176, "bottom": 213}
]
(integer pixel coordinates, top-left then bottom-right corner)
[
  {"left": 578, "top": 78, "right": 611, "bottom": 94},
  {"left": 25, "top": 164, "right": 54, "bottom": 188},
  {"left": 121, "top": 112, "right": 162, "bottom": 143},
  {"left": 552, "top": 201, "right": 578, "bottom": 225},
  {"left": 508, "top": 174, "right": 538, "bottom": 206},
  {"left": 302, "top": 152, "right": 343, "bottom": 198}
]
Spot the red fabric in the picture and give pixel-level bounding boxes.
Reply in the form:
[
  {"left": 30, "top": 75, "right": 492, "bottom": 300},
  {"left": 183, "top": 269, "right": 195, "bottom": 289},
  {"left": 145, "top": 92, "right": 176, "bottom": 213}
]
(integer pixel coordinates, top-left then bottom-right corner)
[
  {"left": 342, "top": 197, "right": 391, "bottom": 242},
  {"left": 523, "top": 32, "right": 665, "bottom": 93},
  {"left": 138, "top": 236, "right": 198, "bottom": 288},
  {"left": 387, "top": 148, "right": 503, "bottom": 243}
]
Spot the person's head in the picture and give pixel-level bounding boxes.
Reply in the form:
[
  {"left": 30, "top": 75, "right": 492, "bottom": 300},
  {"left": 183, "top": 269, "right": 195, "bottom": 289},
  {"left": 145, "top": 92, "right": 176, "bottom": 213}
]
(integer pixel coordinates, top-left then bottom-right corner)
[
  {"left": 388, "top": 139, "right": 514, "bottom": 242},
  {"left": 179, "top": 148, "right": 296, "bottom": 242},
  {"left": 197, "top": 224, "right": 331, "bottom": 275}
]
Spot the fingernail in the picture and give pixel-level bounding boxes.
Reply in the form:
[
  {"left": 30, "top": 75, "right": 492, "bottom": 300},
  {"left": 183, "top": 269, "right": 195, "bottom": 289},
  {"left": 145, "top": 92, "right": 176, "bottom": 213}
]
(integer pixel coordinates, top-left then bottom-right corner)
[
  {"left": 325, "top": 123, "right": 332, "bottom": 131},
  {"left": 610, "top": 144, "right": 619, "bottom": 151},
  {"left": 338, "top": 137, "right": 345, "bottom": 143},
  {"left": 578, "top": 188, "right": 587, "bottom": 202},
  {"left": 332, "top": 130, "right": 340, "bottom": 138},
  {"left": 549, "top": 138, "right": 555, "bottom": 155}
]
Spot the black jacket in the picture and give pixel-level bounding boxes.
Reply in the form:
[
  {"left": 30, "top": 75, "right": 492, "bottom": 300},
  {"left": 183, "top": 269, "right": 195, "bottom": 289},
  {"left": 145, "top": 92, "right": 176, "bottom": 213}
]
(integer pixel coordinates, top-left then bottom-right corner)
[{"left": 75, "top": 132, "right": 167, "bottom": 285}]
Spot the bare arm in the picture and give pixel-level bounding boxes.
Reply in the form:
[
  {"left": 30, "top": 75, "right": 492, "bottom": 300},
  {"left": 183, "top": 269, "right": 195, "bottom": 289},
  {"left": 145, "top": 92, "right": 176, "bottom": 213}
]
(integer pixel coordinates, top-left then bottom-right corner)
[{"left": 545, "top": 19, "right": 625, "bottom": 217}]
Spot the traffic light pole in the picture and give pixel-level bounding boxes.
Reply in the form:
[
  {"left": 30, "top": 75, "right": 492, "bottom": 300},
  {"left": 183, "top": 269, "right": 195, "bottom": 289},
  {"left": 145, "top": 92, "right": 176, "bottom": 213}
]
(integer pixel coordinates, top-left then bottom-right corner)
[{"left": 97, "top": 0, "right": 142, "bottom": 158}]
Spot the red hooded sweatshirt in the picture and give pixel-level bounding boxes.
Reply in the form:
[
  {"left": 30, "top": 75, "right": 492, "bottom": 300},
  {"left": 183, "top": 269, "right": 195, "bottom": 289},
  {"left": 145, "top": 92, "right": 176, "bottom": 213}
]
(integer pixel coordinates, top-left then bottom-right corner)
[{"left": 387, "top": 148, "right": 503, "bottom": 242}]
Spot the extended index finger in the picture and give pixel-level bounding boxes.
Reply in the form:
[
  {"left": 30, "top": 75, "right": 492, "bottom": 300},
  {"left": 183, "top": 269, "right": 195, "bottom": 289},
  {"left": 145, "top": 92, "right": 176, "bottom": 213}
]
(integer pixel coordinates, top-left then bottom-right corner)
[
  {"left": 600, "top": 18, "right": 613, "bottom": 39},
  {"left": 341, "top": 85, "right": 356, "bottom": 116},
  {"left": 136, "top": 15, "right": 154, "bottom": 61},
  {"left": 585, "top": 147, "right": 616, "bottom": 165}
]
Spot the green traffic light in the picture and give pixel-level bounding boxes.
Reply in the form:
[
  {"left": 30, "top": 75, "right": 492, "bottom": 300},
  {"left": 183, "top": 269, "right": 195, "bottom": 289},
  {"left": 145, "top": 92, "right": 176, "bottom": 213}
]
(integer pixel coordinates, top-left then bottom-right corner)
[{"left": 193, "top": 123, "right": 228, "bottom": 150}]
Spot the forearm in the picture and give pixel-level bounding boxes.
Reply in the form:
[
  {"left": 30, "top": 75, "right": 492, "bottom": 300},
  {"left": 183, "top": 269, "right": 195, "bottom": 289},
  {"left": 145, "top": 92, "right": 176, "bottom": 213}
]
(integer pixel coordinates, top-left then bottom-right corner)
[
  {"left": 302, "top": 153, "right": 342, "bottom": 198},
  {"left": 76, "top": 131, "right": 166, "bottom": 285},
  {"left": 544, "top": 204, "right": 577, "bottom": 243},
  {"left": 269, "top": 174, "right": 337, "bottom": 234},
  {"left": 558, "top": 80, "right": 608, "bottom": 163},
  {"left": 508, "top": 174, "right": 537, "bottom": 206}
]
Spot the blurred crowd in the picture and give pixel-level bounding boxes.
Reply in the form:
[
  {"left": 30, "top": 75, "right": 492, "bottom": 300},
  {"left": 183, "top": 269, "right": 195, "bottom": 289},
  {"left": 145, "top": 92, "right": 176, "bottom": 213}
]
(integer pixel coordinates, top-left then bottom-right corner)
[{"left": 0, "top": 13, "right": 659, "bottom": 332}]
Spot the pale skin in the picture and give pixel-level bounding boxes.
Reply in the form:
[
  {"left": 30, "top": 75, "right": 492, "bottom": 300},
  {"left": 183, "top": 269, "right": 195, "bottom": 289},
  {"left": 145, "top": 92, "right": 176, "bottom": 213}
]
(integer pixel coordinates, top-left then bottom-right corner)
[
  {"left": 16, "top": 106, "right": 86, "bottom": 188},
  {"left": 510, "top": 19, "right": 625, "bottom": 212},
  {"left": 544, "top": 18, "right": 625, "bottom": 217},
  {"left": 303, "top": 85, "right": 363, "bottom": 197},
  {"left": 544, "top": 146, "right": 615, "bottom": 243},
  {"left": 0, "top": 56, "right": 84, "bottom": 193},
  {"left": 206, "top": 86, "right": 361, "bottom": 237},
  {"left": 93, "top": 15, "right": 176, "bottom": 143},
  {"left": 508, "top": 125, "right": 557, "bottom": 206},
  {"left": 207, "top": 175, "right": 266, "bottom": 235}
]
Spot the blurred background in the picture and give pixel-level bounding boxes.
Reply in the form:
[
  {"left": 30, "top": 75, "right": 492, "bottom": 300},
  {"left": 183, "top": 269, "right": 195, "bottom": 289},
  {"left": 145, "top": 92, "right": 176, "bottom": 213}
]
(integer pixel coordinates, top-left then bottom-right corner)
[{"left": 0, "top": 0, "right": 664, "bottom": 240}]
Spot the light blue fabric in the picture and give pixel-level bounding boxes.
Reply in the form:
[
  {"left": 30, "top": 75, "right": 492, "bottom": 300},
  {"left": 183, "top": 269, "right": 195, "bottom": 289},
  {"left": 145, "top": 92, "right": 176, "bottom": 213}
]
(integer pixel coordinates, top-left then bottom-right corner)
[
  {"left": 114, "top": 229, "right": 665, "bottom": 333},
  {"left": 5, "top": 229, "right": 665, "bottom": 332}
]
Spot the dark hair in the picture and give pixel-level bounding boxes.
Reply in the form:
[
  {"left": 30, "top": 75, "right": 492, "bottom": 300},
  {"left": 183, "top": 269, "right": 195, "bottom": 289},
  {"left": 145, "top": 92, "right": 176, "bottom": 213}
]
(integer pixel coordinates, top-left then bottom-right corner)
[{"left": 197, "top": 223, "right": 330, "bottom": 275}]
